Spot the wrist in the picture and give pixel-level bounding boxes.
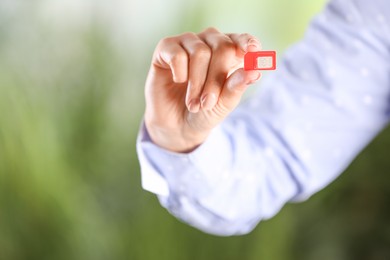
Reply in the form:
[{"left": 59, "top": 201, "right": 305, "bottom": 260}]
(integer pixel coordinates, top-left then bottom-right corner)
[{"left": 145, "top": 121, "right": 208, "bottom": 153}]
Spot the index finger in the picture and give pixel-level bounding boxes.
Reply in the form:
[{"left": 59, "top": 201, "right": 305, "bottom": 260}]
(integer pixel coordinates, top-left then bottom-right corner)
[{"left": 227, "top": 33, "right": 262, "bottom": 55}]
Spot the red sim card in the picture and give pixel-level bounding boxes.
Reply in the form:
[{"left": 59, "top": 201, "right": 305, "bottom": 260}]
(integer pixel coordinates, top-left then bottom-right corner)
[{"left": 244, "top": 51, "right": 276, "bottom": 71}]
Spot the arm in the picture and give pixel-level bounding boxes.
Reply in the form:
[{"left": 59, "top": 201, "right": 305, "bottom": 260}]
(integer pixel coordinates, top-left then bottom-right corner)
[{"left": 137, "top": 0, "right": 390, "bottom": 236}]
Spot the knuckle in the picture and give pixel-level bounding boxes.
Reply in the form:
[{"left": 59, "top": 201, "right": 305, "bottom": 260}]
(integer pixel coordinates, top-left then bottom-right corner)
[
  {"left": 181, "top": 32, "right": 197, "bottom": 39},
  {"left": 240, "top": 33, "right": 252, "bottom": 39},
  {"left": 170, "top": 51, "right": 186, "bottom": 65},
  {"left": 216, "top": 39, "right": 235, "bottom": 53},
  {"left": 224, "top": 41, "right": 235, "bottom": 50},
  {"left": 203, "top": 27, "right": 219, "bottom": 33},
  {"left": 192, "top": 43, "right": 211, "bottom": 57},
  {"left": 158, "top": 36, "right": 174, "bottom": 47}
]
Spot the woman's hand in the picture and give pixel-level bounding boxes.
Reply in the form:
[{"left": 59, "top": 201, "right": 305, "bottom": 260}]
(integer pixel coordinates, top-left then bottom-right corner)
[{"left": 144, "top": 27, "right": 262, "bottom": 152}]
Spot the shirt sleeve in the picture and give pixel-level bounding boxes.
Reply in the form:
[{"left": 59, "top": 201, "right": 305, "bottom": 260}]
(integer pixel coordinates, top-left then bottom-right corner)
[{"left": 136, "top": 0, "right": 390, "bottom": 236}]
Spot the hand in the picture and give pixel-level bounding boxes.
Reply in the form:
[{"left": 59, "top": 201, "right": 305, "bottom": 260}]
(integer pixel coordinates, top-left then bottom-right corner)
[{"left": 144, "top": 27, "right": 262, "bottom": 152}]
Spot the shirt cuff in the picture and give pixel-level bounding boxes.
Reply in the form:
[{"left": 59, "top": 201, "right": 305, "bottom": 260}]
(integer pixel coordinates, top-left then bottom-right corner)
[{"left": 136, "top": 121, "right": 232, "bottom": 198}]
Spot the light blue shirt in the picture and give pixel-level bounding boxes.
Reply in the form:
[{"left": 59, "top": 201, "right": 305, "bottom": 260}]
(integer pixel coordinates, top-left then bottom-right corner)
[{"left": 137, "top": 0, "right": 390, "bottom": 236}]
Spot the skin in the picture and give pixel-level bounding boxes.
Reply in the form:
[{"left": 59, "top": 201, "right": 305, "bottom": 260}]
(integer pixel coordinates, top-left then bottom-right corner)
[{"left": 144, "top": 27, "right": 262, "bottom": 153}]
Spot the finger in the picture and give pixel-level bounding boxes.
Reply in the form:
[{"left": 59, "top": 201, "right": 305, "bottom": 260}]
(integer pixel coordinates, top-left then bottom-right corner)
[
  {"left": 179, "top": 33, "right": 212, "bottom": 113},
  {"left": 198, "top": 30, "right": 237, "bottom": 110},
  {"left": 218, "top": 69, "right": 261, "bottom": 111},
  {"left": 154, "top": 37, "right": 189, "bottom": 83},
  {"left": 227, "top": 33, "right": 262, "bottom": 55}
]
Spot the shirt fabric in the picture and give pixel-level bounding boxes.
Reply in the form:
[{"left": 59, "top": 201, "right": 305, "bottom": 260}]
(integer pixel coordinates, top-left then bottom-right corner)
[{"left": 137, "top": 0, "right": 390, "bottom": 236}]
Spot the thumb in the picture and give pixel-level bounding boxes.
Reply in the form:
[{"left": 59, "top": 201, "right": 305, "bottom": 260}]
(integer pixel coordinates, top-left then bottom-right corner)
[{"left": 218, "top": 69, "right": 261, "bottom": 110}]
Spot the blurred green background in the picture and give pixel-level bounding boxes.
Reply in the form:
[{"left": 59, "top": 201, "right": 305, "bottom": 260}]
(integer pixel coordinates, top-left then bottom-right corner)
[{"left": 1, "top": 1, "right": 389, "bottom": 259}]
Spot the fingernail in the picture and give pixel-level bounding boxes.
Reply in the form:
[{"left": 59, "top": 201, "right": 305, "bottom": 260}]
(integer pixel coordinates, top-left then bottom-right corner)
[
  {"left": 201, "top": 93, "right": 217, "bottom": 110},
  {"left": 188, "top": 98, "right": 200, "bottom": 113},
  {"left": 247, "top": 39, "right": 261, "bottom": 52},
  {"left": 247, "top": 39, "right": 259, "bottom": 47},
  {"left": 248, "top": 39, "right": 257, "bottom": 45}
]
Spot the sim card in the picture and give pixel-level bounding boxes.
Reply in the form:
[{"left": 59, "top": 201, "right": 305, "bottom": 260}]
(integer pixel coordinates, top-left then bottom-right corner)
[{"left": 244, "top": 51, "right": 276, "bottom": 71}]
